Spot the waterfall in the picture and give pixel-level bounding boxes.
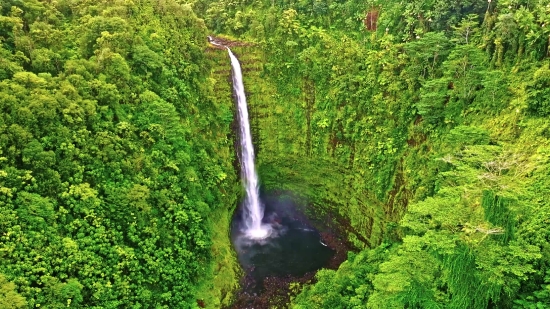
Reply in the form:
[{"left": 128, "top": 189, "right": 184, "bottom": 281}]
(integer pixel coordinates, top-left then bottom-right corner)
[{"left": 225, "top": 45, "right": 271, "bottom": 239}]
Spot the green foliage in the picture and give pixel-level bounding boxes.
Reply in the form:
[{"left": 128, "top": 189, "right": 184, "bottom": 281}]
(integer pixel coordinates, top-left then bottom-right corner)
[
  {"left": 482, "top": 190, "right": 516, "bottom": 243},
  {"left": 0, "top": 274, "right": 26, "bottom": 309},
  {"left": 293, "top": 246, "right": 390, "bottom": 309},
  {"left": 526, "top": 63, "right": 550, "bottom": 116},
  {"left": 193, "top": 0, "right": 550, "bottom": 306},
  {"left": 2, "top": 0, "right": 550, "bottom": 307},
  {"left": 0, "top": 0, "right": 240, "bottom": 307}
]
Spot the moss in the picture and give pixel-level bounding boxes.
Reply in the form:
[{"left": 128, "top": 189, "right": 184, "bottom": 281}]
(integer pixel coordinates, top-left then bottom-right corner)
[{"left": 195, "top": 204, "right": 242, "bottom": 308}]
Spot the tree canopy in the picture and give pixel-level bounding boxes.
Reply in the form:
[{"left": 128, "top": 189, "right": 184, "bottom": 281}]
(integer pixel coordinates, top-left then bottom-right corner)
[{"left": 0, "top": 0, "right": 240, "bottom": 307}]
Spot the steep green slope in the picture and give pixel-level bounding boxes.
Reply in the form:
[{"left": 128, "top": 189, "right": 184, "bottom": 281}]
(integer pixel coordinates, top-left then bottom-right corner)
[
  {"left": 196, "top": 0, "right": 550, "bottom": 307},
  {"left": 0, "top": 0, "right": 240, "bottom": 307}
]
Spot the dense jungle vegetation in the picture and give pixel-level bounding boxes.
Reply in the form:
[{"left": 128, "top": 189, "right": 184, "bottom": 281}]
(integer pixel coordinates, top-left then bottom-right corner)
[
  {"left": 0, "top": 0, "right": 241, "bottom": 307},
  {"left": 1, "top": 0, "right": 550, "bottom": 308}
]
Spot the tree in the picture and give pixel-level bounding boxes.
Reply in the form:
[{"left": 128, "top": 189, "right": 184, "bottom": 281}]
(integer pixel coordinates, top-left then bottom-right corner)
[
  {"left": 0, "top": 274, "right": 26, "bottom": 309},
  {"left": 526, "top": 63, "right": 550, "bottom": 116}
]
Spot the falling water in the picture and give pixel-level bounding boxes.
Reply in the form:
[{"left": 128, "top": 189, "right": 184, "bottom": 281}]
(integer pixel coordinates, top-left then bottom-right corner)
[{"left": 226, "top": 47, "right": 271, "bottom": 239}]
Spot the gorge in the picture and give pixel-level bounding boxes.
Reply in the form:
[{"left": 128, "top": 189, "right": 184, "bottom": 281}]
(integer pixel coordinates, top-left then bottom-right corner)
[
  {"left": 210, "top": 37, "right": 338, "bottom": 307},
  {"left": 0, "top": 0, "right": 549, "bottom": 309}
]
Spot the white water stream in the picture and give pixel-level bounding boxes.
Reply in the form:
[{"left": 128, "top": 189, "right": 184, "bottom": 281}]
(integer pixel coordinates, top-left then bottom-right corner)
[{"left": 209, "top": 37, "right": 271, "bottom": 239}]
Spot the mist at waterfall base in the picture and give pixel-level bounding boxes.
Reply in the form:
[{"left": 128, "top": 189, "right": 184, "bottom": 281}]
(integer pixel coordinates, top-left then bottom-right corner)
[{"left": 231, "top": 193, "right": 334, "bottom": 292}]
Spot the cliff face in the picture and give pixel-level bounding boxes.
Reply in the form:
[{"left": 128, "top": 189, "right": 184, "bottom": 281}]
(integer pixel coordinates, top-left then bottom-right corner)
[{"left": 226, "top": 41, "right": 403, "bottom": 248}]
